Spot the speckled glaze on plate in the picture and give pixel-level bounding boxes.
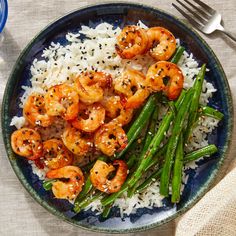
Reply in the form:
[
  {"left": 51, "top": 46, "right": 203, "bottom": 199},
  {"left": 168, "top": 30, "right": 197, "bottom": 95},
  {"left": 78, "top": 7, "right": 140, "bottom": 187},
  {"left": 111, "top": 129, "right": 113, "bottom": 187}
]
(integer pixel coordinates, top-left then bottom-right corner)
[{"left": 1, "top": 2, "right": 233, "bottom": 233}]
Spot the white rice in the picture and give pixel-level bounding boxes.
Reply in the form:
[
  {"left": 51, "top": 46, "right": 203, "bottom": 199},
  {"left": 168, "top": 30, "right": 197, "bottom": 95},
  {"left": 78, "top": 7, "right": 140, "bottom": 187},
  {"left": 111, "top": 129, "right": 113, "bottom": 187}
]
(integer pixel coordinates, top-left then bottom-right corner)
[{"left": 10, "top": 22, "right": 219, "bottom": 216}]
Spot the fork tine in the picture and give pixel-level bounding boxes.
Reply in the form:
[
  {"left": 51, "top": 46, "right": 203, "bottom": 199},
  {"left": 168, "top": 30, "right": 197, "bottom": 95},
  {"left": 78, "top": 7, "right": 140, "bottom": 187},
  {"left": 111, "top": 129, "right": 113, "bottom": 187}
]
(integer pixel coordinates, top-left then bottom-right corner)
[
  {"left": 194, "top": 0, "right": 216, "bottom": 14},
  {"left": 176, "top": 0, "right": 208, "bottom": 25},
  {"left": 183, "top": 0, "right": 212, "bottom": 19},
  {"left": 172, "top": 3, "right": 204, "bottom": 30}
]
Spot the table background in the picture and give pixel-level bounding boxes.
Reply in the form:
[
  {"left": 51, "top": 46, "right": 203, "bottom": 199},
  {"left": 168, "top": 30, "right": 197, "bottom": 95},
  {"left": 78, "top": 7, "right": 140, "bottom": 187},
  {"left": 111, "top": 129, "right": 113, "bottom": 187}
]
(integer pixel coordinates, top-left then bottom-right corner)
[{"left": 0, "top": 0, "right": 235, "bottom": 235}]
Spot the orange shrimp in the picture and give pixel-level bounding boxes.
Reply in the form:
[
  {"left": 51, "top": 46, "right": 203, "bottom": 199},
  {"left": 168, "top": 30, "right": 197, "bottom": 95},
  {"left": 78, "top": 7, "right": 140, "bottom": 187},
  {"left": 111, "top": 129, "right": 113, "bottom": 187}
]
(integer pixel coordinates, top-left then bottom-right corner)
[
  {"left": 62, "top": 124, "right": 93, "bottom": 156},
  {"left": 100, "top": 92, "right": 122, "bottom": 119},
  {"left": 44, "top": 83, "right": 79, "bottom": 120},
  {"left": 113, "top": 69, "right": 150, "bottom": 109},
  {"left": 46, "top": 166, "right": 84, "bottom": 200},
  {"left": 94, "top": 121, "right": 128, "bottom": 156},
  {"left": 100, "top": 92, "right": 133, "bottom": 125},
  {"left": 74, "top": 71, "right": 112, "bottom": 104},
  {"left": 11, "top": 128, "right": 43, "bottom": 160},
  {"left": 90, "top": 160, "right": 128, "bottom": 193},
  {"left": 115, "top": 25, "right": 149, "bottom": 59},
  {"left": 114, "top": 108, "right": 134, "bottom": 126},
  {"left": 23, "top": 93, "right": 54, "bottom": 127},
  {"left": 42, "top": 139, "right": 73, "bottom": 169},
  {"left": 146, "top": 61, "right": 184, "bottom": 100},
  {"left": 71, "top": 103, "right": 105, "bottom": 132},
  {"left": 147, "top": 27, "right": 176, "bottom": 61}
]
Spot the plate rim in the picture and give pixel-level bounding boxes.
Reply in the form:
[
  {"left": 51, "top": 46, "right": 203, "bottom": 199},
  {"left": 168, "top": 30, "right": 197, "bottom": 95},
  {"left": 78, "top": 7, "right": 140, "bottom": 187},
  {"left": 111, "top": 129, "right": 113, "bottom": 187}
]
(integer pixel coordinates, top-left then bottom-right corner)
[{"left": 1, "top": 1, "right": 234, "bottom": 233}]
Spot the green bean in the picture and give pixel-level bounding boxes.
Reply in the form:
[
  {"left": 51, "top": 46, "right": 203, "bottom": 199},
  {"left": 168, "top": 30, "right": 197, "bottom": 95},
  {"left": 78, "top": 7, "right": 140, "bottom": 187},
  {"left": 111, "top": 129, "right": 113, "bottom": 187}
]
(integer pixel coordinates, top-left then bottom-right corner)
[
  {"left": 102, "top": 185, "right": 128, "bottom": 206},
  {"left": 160, "top": 88, "right": 194, "bottom": 196},
  {"left": 184, "top": 144, "right": 217, "bottom": 162},
  {"left": 43, "top": 179, "right": 56, "bottom": 191},
  {"left": 184, "top": 64, "right": 206, "bottom": 141},
  {"left": 74, "top": 176, "right": 93, "bottom": 205},
  {"left": 115, "top": 94, "right": 157, "bottom": 159},
  {"left": 170, "top": 46, "right": 185, "bottom": 64},
  {"left": 141, "top": 106, "right": 159, "bottom": 155},
  {"left": 144, "top": 143, "right": 167, "bottom": 171},
  {"left": 136, "top": 144, "right": 218, "bottom": 194},
  {"left": 128, "top": 106, "right": 159, "bottom": 197},
  {"left": 136, "top": 168, "right": 162, "bottom": 193},
  {"left": 200, "top": 105, "right": 224, "bottom": 120},
  {"left": 171, "top": 134, "right": 184, "bottom": 203},
  {"left": 126, "top": 154, "right": 137, "bottom": 169},
  {"left": 102, "top": 205, "right": 111, "bottom": 218},
  {"left": 168, "top": 101, "right": 177, "bottom": 117},
  {"left": 74, "top": 192, "right": 104, "bottom": 213}
]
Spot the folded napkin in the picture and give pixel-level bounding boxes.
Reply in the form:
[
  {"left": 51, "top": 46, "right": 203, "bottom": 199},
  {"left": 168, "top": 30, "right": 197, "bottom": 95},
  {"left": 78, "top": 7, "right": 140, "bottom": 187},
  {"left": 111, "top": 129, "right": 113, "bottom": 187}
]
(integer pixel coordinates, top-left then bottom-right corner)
[{"left": 176, "top": 168, "right": 236, "bottom": 236}]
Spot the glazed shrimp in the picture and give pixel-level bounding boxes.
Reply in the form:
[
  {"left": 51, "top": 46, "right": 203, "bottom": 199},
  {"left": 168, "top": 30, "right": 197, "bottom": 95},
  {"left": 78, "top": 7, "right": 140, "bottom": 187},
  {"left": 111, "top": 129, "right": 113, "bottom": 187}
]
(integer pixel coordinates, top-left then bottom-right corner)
[
  {"left": 147, "top": 27, "right": 176, "bottom": 61},
  {"left": 74, "top": 71, "right": 112, "bottom": 104},
  {"left": 11, "top": 128, "right": 43, "bottom": 160},
  {"left": 115, "top": 25, "right": 149, "bottom": 59},
  {"left": 46, "top": 166, "right": 84, "bottom": 200},
  {"left": 71, "top": 103, "right": 105, "bottom": 132},
  {"left": 62, "top": 124, "right": 93, "bottom": 156},
  {"left": 94, "top": 121, "right": 128, "bottom": 156},
  {"left": 23, "top": 93, "right": 54, "bottom": 127},
  {"left": 44, "top": 83, "right": 79, "bottom": 121},
  {"left": 100, "top": 91, "right": 122, "bottom": 119},
  {"left": 146, "top": 61, "right": 184, "bottom": 100},
  {"left": 100, "top": 93, "right": 133, "bottom": 125},
  {"left": 43, "top": 139, "right": 73, "bottom": 169},
  {"left": 90, "top": 160, "right": 128, "bottom": 193},
  {"left": 115, "top": 108, "right": 134, "bottom": 126},
  {"left": 113, "top": 69, "right": 150, "bottom": 109}
]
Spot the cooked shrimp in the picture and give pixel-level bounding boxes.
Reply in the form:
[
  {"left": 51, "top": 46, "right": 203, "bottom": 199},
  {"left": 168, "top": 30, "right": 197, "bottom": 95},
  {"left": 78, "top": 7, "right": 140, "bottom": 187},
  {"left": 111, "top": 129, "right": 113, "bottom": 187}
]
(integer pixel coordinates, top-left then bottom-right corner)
[
  {"left": 44, "top": 83, "right": 79, "bottom": 120},
  {"left": 146, "top": 61, "right": 184, "bottom": 100},
  {"left": 42, "top": 139, "right": 73, "bottom": 169},
  {"left": 100, "top": 92, "right": 122, "bottom": 119},
  {"left": 115, "top": 108, "right": 134, "bottom": 126},
  {"left": 94, "top": 121, "right": 128, "bottom": 156},
  {"left": 74, "top": 71, "right": 112, "bottom": 104},
  {"left": 11, "top": 128, "right": 43, "bottom": 160},
  {"left": 113, "top": 69, "right": 150, "bottom": 109},
  {"left": 62, "top": 124, "right": 93, "bottom": 156},
  {"left": 100, "top": 92, "right": 133, "bottom": 125},
  {"left": 71, "top": 103, "right": 105, "bottom": 132},
  {"left": 46, "top": 166, "right": 84, "bottom": 200},
  {"left": 115, "top": 25, "right": 149, "bottom": 59},
  {"left": 90, "top": 160, "right": 128, "bottom": 193},
  {"left": 147, "top": 27, "right": 176, "bottom": 61},
  {"left": 23, "top": 93, "right": 54, "bottom": 127}
]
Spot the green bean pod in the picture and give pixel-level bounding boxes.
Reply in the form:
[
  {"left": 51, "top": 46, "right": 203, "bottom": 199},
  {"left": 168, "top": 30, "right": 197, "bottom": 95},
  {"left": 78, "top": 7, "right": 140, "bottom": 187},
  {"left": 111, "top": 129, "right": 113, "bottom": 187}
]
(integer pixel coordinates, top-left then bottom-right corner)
[
  {"left": 184, "top": 144, "right": 217, "bottom": 162},
  {"left": 170, "top": 46, "right": 185, "bottom": 64},
  {"left": 200, "top": 105, "right": 224, "bottom": 120},
  {"left": 171, "top": 134, "right": 184, "bottom": 203},
  {"left": 115, "top": 94, "right": 158, "bottom": 159},
  {"left": 184, "top": 64, "right": 206, "bottom": 141},
  {"left": 160, "top": 88, "right": 194, "bottom": 196},
  {"left": 43, "top": 179, "right": 56, "bottom": 191}
]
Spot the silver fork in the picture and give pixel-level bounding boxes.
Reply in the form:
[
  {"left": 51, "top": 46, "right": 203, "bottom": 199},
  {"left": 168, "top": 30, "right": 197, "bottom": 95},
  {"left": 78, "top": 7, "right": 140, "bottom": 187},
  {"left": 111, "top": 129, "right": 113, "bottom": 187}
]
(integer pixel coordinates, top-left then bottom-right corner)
[{"left": 172, "top": 0, "right": 236, "bottom": 42}]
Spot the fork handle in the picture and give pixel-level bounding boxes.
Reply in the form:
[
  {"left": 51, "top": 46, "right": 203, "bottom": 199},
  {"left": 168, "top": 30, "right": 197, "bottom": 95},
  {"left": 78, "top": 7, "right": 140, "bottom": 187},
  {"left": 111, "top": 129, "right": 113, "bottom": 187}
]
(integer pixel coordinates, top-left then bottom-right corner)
[{"left": 220, "top": 30, "right": 236, "bottom": 42}]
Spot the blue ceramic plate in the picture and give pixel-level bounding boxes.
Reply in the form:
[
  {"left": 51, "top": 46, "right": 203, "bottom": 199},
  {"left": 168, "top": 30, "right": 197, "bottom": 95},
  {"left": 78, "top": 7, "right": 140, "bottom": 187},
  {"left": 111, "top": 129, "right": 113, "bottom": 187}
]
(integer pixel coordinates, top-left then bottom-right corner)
[
  {"left": 0, "top": 0, "right": 8, "bottom": 33},
  {"left": 2, "top": 2, "right": 233, "bottom": 233}
]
